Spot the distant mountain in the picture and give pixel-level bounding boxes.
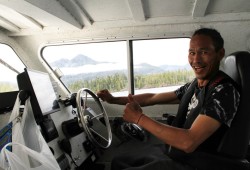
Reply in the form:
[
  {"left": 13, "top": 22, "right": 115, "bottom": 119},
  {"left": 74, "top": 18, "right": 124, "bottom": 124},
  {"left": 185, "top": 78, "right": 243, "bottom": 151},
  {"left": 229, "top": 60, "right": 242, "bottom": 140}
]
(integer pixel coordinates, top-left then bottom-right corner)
[
  {"left": 133, "top": 63, "right": 191, "bottom": 75},
  {"left": 134, "top": 63, "right": 165, "bottom": 75},
  {"left": 51, "top": 54, "right": 99, "bottom": 67}
]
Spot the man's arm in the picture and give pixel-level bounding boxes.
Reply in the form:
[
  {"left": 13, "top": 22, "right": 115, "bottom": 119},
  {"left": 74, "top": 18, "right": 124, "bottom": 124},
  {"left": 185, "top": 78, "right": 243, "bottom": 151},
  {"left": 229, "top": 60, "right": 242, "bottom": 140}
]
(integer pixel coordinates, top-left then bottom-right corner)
[
  {"left": 138, "top": 114, "right": 220, "bottom": 153},
  {"left": 123, "top": 94, "right": 221, "bottom": 153},
  {"left": 97, "top": 89, "right": 180, "bottom": 106}
]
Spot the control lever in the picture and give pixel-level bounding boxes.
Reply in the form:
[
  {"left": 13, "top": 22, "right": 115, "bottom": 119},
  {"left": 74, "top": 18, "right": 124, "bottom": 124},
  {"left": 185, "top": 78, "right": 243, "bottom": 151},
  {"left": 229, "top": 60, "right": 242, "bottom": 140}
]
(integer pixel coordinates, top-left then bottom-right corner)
[{"left": 121, "top": 122, "right": 147, "bottom": 142}]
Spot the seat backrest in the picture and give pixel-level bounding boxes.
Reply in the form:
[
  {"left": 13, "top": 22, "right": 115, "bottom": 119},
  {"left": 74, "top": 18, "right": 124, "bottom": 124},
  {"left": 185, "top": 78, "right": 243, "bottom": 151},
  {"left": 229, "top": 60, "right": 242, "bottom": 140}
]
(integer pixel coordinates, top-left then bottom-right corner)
[{"left": 218, "top": 51, "right": 250, "bottom": 158}]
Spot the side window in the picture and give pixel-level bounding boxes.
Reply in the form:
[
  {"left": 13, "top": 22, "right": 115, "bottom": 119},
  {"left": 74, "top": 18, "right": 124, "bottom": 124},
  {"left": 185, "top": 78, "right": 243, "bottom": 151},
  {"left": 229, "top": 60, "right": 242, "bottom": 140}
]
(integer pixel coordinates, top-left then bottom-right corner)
[
  {"left": 0, "top": 44, "right": 25, "bottom": 92},
  {"left": 42, "top": 41, "right": 128, "bottom": 94},
  {"left": 133, "top": 38, "right": 193, "bottom": 94}
]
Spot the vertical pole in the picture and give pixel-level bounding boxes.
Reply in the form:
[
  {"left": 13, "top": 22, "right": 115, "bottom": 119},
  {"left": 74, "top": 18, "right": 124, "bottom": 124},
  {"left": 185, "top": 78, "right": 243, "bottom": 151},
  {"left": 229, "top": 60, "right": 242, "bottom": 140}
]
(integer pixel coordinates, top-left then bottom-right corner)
[{"left": 127, "top": 40, "right": 134, "bottom": 95}]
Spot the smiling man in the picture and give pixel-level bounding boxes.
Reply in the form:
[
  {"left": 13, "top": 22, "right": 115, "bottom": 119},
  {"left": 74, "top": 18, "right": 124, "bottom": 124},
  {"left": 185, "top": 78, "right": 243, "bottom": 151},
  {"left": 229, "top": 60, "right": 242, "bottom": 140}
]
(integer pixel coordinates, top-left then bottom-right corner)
[
  {"left": 97, "top": 28, "right": 240, "bottom": 170},
  {"left": 188, "top": 30, "right": 225, "bottom": 87}
]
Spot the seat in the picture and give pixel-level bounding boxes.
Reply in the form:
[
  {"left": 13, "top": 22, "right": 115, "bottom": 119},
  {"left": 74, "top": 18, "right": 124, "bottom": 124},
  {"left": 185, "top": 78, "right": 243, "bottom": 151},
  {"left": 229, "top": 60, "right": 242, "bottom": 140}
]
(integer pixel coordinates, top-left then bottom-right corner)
[{"left": 219, "top": 51, "right": 250, "bottom": 158}]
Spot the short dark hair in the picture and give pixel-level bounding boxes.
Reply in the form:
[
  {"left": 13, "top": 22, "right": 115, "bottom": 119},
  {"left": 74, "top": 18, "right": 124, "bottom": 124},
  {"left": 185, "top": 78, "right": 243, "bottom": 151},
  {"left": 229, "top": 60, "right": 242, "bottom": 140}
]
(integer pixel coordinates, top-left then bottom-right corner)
[{"left": 192, "top": 28, "right": 224, "bottom": 51}]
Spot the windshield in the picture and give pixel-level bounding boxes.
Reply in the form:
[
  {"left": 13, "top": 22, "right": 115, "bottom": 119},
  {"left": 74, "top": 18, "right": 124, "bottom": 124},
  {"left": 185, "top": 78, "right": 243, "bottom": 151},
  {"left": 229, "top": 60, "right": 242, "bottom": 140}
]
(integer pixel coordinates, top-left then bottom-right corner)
[{"left": 42, "top": 38, "right": 194, "bottom": 95}]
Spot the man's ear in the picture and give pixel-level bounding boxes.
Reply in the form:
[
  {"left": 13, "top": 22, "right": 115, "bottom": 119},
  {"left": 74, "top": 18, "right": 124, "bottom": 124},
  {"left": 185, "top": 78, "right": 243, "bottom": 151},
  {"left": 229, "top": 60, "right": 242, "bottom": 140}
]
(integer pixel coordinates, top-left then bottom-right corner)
[{"left": 218, "top": 48, "right": 225, "bottom": 61}]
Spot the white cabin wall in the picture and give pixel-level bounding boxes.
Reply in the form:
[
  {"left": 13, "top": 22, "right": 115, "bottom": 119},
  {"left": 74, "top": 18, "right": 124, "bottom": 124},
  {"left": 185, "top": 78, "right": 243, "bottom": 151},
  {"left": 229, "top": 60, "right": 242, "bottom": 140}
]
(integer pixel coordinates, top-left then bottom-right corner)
[
  {"left": 215, "top": 21, "right": 250, "bottom": 55},
  {"left": 13, "top": 36, "right": 46, "bottom": 71},
  {"left": 11, "top": 21, "right": 250, "bottom": 55}
]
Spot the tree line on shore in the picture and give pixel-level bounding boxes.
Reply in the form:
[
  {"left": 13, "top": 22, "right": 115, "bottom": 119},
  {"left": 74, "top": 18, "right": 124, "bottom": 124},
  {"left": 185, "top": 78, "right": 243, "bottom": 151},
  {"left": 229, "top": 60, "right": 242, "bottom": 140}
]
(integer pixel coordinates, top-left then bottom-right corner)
[{"left": 68, "top": 69, "right": 194, "bottom": 93}]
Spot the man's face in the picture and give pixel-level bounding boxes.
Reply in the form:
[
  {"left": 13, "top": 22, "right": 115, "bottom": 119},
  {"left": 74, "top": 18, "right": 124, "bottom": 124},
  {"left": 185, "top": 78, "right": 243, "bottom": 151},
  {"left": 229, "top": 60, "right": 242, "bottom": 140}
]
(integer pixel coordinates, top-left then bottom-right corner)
[{"left": 188, "top": 34, "right": 224, "bottom": 81}]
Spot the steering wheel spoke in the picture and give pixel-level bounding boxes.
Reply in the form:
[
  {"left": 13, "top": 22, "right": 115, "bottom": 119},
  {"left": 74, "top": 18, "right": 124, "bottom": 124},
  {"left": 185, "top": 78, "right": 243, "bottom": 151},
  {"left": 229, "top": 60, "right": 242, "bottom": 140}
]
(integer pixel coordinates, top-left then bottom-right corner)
[
  {"left": 89, "top": 127, "right": 110, "bottom": 143},
  {"left": 76, "top": 88, "right": 112, "bottom": 148},
  {"left": 91, "top": 113, "right": 104, "bottom": 120},
  {"left": 86, "top": 107, "right": 104, "bottom": 119}
]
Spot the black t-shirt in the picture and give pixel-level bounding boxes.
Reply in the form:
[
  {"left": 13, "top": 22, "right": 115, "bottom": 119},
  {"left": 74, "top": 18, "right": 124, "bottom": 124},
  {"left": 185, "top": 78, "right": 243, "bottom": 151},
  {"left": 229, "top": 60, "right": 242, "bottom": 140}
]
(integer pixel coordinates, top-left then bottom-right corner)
[
  {"left": 174, "top": 75, "right": 240, "bottom": 152},
  {"left": 175, "top": 81, "right": 240, "bottom": 127}
]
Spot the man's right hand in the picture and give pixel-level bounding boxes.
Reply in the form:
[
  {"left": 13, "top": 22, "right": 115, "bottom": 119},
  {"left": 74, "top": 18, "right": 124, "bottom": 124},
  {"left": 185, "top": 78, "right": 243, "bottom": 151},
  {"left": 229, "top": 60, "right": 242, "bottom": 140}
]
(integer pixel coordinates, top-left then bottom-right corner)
[{"left": 96, "top": 89, "right": 115, "bottom": 103}]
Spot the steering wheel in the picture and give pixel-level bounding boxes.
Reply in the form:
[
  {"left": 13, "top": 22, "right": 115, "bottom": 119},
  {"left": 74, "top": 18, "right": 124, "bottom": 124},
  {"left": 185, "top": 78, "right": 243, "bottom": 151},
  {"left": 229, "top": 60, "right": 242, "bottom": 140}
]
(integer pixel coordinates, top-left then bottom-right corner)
[{"left": 76, "top": 88, "right": 112, "bottom": 148}]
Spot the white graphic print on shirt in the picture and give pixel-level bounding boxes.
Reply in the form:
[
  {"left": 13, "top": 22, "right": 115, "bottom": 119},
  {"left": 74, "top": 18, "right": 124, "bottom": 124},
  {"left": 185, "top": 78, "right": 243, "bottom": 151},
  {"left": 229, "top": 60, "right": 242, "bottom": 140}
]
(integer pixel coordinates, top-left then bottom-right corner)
[{"left": 187, "top": 93, "right": 199, "bottom": 117}]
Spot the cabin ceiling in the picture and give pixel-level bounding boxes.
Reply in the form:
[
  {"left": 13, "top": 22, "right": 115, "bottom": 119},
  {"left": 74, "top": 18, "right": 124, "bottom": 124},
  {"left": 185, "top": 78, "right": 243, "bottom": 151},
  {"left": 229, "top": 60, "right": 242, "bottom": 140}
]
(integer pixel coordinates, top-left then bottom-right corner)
[{"left": 0, "top": 0, "right": 250, "bottom": 36}]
